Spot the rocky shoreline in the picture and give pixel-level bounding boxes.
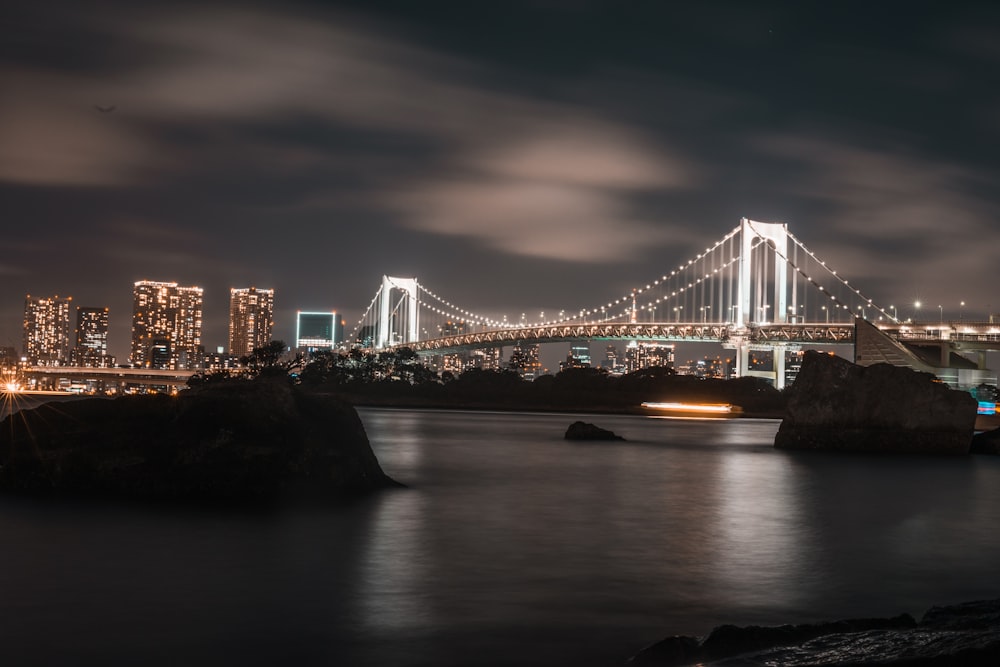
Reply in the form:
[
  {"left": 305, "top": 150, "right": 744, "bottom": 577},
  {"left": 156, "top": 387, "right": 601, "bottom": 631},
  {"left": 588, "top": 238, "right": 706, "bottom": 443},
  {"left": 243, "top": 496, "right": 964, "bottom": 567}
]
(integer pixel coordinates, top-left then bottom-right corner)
[
  {"left": 0, "top": 377, "right": 399, "bottom": 504},
  {"left": 627, "top": 598, "right": 1000, "bottom": 666}
]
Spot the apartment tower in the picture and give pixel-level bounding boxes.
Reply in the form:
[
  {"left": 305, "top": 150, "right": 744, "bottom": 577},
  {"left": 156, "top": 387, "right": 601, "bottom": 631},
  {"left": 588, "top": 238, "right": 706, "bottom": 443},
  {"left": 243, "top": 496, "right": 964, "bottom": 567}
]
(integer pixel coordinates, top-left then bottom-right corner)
[
  {"left": 130, "top": 281, "right": 204, "bottom": 369},
  {"left": 228, "top": 287, "right": 275, "bottom": 358}
]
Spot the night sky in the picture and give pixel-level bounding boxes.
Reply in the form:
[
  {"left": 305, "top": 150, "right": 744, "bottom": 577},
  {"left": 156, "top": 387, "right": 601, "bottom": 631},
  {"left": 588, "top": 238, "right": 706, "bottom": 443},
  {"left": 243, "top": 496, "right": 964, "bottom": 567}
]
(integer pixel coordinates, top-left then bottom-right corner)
[{"left": 4, "top": 1, "right": 999, "bottom": 362}]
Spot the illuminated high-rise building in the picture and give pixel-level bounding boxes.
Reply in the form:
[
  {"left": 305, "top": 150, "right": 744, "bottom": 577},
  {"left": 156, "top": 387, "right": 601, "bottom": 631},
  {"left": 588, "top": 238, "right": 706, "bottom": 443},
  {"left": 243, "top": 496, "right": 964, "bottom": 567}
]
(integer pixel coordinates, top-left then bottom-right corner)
[
  {"left": 560, "top": 342, "right": 592, "bottom": 371},
  {"left": 467, "top": 347, "right": 502, "bottom": 371},
  {"left": 625, "top": 341, "right": 675, "bottom": 373},
  {"left": 130, "top": 281, "right": 204, "bottom": 370},
  {"left": 509, "top": 342, "right": 542, "bottom": 379},
  {"left": 601, "top": 344, "right": 625, "bottom": 374},
  {"left": 228, "top": 287, "right": 275, "bottom": 358},
  {"left": 23, "top": 294, "right": 72, "bottom": 365},
  {"left": 72, "top": 306, "right": 114, "bottom": 367}
]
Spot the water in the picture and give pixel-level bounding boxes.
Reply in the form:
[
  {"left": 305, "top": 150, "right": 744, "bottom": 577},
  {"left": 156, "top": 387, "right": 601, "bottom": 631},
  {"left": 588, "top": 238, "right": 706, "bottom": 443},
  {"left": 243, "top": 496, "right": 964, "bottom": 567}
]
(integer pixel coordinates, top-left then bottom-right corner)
[{"left": 1, "top": 408, "right": 999, "bottom": 666}]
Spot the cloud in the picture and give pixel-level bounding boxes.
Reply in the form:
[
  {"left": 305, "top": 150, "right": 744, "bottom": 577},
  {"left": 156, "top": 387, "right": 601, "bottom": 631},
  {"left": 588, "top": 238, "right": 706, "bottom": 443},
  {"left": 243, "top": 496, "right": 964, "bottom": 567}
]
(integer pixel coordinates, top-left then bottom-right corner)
[
  {"left": 0, "top": 5, "right": 700, "bottom": 263},
  {"left": 389, "top": 119, "right": 694, "bottom": 262},
  {"left": 0, "top": 69, "right": 162, "bottom": 186},
  {"left": 391, "top": 179, "right": 669, "bottom": 262}
]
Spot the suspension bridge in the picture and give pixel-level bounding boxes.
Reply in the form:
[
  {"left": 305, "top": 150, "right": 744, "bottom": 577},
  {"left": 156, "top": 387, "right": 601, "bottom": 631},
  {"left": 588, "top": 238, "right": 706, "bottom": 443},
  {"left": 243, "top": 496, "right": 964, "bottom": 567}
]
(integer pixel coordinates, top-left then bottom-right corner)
[{"left": 351, "top": 218, "right": 1000, "bottom": 388}]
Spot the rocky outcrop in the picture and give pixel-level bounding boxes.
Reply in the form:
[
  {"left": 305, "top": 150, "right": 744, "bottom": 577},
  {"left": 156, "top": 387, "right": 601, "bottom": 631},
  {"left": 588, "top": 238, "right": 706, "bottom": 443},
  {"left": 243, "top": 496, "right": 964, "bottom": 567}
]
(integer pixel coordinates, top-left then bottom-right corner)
[
  {"left": 565, "top": 421, "right": 625, "bottom": 441},
  {"left": 971, "top": 427, "right": 1000, "bottom": 455},
  {"left": 0, "top": 378, "right": 398, "bottom": 504},
  {"left": 627, "top": 599, "right": 1000, "bottom": 666},
  {"left": 774, "top": 351, "right": 977, "bottom": 454}
]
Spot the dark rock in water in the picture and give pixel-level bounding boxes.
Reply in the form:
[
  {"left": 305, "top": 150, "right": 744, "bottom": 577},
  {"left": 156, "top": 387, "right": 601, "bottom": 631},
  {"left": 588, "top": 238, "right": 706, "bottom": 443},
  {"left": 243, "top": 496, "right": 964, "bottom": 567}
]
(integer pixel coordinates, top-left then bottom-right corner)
[
  {"left": 0, "top": 378, "right": 399, "bottom": 504},
  {"left": 698, "top": 614, "right": 917, "bottom": 663},
  {"left": 920, "top": 598, "right": 1000, "bottom": 630},
  {"left": 774, "top": 350, "right": 977, "bottom": 454},
  {"left": 626, "top": 601, "right": 1000, "bottom": 666},
  {"left": 971, "top": 427, "right": 1000, "bottom": 455},
  {"left": 565, "top": 421, "right": 625, "bottom": 441},
  {"left": 626, "top": 635, "right": 699, "bottom": 666}
]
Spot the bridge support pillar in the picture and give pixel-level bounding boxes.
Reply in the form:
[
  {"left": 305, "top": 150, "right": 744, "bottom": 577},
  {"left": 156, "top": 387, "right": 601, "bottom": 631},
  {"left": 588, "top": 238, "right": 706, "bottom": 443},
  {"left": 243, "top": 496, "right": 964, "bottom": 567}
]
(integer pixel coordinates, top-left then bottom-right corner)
[
  {"left": 774, "top": 348, "right": 787, "bottom": 390},
  {"left": 737, "top": 343, "right": 749, "bottom": 380},
  {"left": 729, "top": 341, "right": 794, "bottom": 390}
]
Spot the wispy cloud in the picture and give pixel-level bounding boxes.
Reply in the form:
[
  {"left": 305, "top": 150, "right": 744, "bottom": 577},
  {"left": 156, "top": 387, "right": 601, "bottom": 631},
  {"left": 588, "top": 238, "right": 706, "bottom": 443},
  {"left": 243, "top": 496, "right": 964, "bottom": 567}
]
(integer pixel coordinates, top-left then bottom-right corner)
[{"left": 0, "top": 5, "right": 699, "bottom": 262}]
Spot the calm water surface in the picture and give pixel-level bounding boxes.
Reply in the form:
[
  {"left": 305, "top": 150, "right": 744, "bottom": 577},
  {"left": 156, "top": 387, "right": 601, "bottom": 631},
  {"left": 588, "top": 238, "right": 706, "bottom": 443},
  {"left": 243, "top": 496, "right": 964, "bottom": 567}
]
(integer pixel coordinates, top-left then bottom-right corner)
[{"left": 1, "top": 408, "right": 999, "bottom": 666}]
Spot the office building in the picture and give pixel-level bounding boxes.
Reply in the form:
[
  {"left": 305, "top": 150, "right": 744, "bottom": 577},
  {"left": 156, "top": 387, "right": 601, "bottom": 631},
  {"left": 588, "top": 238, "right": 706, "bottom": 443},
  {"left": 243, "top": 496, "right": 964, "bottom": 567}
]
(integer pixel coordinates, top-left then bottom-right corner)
[
  {"left": 625, "top": 341, "right": 675, "bottom": 373},
  {"left": 72, "top": 306, "right": 114, "bottom": 367},
  {"left": 228, "top": 287, "right": 275, "bottom": 358},
  {"left": 600, "top": 344, "right": 626, "bottom": 375},
  {"left": 509, "top": 342, "right": 542, "bottom": 379},
  {"left": 131, "top": 281, "right": 204, "bottom": 370},
  {"left": 296, "top": 311, "right": 344, "bottom": 351},
  {"left": 23, "top": 294, "right": 72, "bottom": 365},
  {"left": 467, "top": 347, "right": 503, "bottom": 371},
  {"left": 559, "top": 342, "right": 592, "bottom": 371}
]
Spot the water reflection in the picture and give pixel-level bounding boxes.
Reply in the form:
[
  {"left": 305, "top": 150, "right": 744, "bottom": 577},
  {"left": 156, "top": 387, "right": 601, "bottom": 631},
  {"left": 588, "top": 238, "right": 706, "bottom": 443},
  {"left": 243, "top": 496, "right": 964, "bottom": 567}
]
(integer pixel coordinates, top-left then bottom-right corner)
[
  {"left": 360, "top": 491, "right": 433, "bottom": 632},
  {"left": 710, "top": 452, "right": 812, "bottom": 613}
]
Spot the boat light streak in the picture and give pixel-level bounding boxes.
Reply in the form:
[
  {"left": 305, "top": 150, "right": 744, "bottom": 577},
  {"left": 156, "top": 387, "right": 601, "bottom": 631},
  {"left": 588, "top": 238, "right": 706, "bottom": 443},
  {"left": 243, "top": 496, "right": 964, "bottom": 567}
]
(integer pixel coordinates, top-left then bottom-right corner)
[{"left": 641, "top": 402, "right": 734, "bottom": 413}]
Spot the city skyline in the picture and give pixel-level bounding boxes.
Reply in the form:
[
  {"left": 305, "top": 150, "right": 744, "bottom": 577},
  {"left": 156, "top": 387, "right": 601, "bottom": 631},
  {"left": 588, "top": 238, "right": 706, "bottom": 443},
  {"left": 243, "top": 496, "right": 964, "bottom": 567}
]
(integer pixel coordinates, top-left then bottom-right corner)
[{"left": 3, "top": 2, "right": 999, "bottom": 364}]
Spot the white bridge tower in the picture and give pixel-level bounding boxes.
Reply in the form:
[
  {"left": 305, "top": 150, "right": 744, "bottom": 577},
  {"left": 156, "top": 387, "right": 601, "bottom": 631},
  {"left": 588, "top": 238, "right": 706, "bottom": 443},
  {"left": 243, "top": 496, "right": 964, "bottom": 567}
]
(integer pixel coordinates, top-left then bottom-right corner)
[
  {"left": 729, "top": 218, "right": 797, "bottom": 389},
  {"left": 376, "top": 276, "right": 420, "bottom": 349}
]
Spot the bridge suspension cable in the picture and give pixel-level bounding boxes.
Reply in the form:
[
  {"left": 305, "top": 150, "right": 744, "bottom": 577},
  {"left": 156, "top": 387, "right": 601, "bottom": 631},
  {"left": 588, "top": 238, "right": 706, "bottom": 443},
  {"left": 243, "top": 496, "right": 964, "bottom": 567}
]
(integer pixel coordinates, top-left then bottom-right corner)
[
  {"left": 351, "top": 218, "right": 900, "bottom": 349},
  {"left": 782, "top": 226, "right": 895, "bottom": 323}
]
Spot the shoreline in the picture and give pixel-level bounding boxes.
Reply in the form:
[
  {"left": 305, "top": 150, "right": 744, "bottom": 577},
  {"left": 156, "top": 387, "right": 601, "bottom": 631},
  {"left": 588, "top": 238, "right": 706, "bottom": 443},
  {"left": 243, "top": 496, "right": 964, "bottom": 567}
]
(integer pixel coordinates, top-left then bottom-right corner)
[{"left": 627, "top": 598, "right": 1000, "bottom": 666}]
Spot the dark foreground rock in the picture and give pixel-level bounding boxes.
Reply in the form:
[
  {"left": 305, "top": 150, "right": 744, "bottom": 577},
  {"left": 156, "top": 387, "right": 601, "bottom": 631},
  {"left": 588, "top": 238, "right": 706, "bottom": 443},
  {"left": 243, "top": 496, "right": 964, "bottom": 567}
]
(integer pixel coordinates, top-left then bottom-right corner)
[
  {"left": 774, "top": 351, "right": 977, "bottom": 454},
  {"left": 565, "top": 421, "right": 625, "bottom": 441},
  {"left": 0, "top": 378, "right": 399, "bottom": 504},
  {"left": 627, "top": 599, "right": 1000, "bottom": 666},
  {"left": 971, "top": 427, "right": 1000, "bottom": 455}
]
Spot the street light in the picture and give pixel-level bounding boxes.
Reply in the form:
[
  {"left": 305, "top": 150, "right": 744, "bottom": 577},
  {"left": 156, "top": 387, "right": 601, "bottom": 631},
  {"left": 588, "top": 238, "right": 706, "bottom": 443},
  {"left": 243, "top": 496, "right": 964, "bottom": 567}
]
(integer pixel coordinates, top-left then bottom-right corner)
[
  {"left": 890, "top": 304, "right": 897, "bottom": 321},
  {"left": 822, "top": 305, "right": 829, "bottom": 323},
  {"left": 960, "top": 301, "right": 965, "bottom": 321},
  {"left": 938, "top": 305, "right": 943, "bottom": 324},
  {"left": 915, "top": 301, "right": 921, "bottom": 322}
]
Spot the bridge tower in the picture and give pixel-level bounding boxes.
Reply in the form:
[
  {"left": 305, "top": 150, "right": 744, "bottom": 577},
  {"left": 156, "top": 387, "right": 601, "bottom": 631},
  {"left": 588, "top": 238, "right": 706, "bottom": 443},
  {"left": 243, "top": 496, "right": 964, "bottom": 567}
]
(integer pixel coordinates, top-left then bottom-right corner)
[
  {"left": 731, "top": 218, "right": 795, "bottom": 389},
  {"left": 737, "top": 218, "right": 789, "bottom": 327},
  {"left": 376, "top": 276, "right": 420, "bottom": 349}
]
